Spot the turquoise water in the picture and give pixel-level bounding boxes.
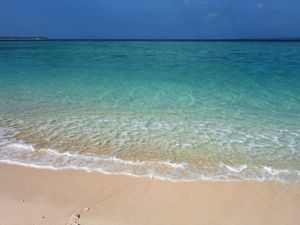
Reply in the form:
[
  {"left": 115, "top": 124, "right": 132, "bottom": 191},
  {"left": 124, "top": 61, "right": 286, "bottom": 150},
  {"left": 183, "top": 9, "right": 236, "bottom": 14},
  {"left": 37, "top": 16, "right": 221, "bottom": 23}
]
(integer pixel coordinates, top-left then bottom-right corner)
[{"left": 0, "top": 41, "right": 300, "bottom": 181}]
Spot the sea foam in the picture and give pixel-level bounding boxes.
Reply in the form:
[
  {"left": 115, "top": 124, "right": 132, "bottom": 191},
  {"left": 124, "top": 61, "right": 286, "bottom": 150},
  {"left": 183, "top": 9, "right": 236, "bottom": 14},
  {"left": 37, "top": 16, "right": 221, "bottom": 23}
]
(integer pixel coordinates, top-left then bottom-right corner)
[{"left": 0, "top": 141, "right": 299, "bottom": 182}]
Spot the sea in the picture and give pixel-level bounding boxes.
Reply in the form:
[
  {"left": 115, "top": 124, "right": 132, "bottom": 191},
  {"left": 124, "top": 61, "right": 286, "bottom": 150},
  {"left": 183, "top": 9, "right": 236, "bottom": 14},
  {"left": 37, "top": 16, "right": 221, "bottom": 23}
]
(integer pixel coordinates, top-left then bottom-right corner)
[{"left": 0, "top": 40, "right": 299, "bottom": 182}]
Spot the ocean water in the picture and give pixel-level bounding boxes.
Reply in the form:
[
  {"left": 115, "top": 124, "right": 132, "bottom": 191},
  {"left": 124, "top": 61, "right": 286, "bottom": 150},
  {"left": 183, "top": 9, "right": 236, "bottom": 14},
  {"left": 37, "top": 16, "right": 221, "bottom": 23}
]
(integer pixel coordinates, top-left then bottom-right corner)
[{"left": 0, "top": 41, "right": 300, "bottom": 181}]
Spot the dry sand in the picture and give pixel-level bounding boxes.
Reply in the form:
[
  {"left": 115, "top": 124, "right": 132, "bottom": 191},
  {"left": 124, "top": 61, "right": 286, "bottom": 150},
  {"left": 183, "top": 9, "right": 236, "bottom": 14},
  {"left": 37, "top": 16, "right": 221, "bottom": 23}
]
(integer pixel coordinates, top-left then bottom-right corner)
[{"left": 0, "top": 162, "right": 299, "bottom": 225}]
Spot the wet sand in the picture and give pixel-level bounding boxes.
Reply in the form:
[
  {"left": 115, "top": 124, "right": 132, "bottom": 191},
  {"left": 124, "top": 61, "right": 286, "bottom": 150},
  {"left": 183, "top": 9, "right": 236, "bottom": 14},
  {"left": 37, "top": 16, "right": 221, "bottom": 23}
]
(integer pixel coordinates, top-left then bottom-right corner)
[{"left": 0, "top": 162, "right": 299, "bottom": 225}]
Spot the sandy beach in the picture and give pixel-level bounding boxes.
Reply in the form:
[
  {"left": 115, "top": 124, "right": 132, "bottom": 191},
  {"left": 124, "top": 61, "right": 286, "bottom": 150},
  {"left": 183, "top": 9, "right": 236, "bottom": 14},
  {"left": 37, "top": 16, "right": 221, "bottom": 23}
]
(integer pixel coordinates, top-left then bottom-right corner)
[{"left": 0, "top": 162, "right": 299, "bottom": 225}]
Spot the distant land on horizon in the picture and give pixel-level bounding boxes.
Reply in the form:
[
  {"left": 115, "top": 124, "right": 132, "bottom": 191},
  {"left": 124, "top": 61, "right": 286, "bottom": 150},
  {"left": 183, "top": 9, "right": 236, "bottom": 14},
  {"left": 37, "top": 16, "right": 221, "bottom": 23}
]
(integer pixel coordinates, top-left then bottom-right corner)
[
  {"left": 1, "top": 37, "right": 300, "bottom": 41},
  {"left": 0, "top": 37, "right": 48, "bottom": 41}
]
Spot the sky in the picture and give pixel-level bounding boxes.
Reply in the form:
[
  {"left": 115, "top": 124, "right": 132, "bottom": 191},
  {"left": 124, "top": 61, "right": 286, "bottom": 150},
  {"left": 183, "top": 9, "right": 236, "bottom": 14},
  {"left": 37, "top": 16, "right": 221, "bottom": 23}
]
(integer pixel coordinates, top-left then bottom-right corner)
[{"left": 0, "top": 0, "right": 300, "bottom": 39}]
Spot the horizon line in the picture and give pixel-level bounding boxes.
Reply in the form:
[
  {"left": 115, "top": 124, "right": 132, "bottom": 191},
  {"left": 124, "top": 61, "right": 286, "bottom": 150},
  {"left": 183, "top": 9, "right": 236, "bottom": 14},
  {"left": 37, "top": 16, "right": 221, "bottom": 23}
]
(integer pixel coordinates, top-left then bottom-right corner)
[{"left": 1, "top": 37, "right": 300, "bottom": 41}]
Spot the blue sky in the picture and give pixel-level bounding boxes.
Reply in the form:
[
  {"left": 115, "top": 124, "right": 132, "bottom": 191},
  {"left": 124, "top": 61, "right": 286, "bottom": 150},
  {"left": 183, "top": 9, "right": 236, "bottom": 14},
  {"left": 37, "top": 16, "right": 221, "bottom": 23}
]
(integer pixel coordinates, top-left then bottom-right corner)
[{"left": 0, "top": 0, "right": 299, "bottom": 39}]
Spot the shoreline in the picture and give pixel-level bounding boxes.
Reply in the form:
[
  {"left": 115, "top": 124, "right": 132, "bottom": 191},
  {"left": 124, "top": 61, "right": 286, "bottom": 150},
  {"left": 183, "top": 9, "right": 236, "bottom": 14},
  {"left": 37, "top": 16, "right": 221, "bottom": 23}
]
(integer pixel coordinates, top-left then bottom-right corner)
[
  {"left": 2, "top": 142, "right": 299, "bottom": 182},
  {"left": 0, "top": 162, "right": 299, "bottom": 225},
  {"left": 0, "top": 159, "right": 299, "bottom": 183}
]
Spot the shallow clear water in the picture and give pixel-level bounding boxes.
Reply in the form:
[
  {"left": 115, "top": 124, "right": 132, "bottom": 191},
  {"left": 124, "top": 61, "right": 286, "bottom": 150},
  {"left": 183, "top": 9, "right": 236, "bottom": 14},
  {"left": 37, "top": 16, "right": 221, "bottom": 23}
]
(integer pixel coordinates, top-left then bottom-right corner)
[{"left": 0, "top": 41, "right": 300, "bottom": 181}]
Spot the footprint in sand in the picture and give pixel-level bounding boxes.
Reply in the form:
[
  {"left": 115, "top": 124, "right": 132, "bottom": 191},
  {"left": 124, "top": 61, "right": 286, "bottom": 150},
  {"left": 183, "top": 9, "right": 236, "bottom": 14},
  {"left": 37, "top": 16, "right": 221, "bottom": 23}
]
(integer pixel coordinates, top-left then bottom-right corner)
[
  {"left": 68, "top": 208, "right": 89, "bottom": 225},
  {"left": 67, "top": 213, "right": 80, "bottom": 225}
]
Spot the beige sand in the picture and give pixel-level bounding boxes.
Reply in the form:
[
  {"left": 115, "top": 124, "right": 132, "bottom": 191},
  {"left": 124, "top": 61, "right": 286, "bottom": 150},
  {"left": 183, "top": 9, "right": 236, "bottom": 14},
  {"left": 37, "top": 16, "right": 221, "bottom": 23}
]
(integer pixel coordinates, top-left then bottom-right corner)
[{"left": 0, "top": 162, "right": 299, "bottom": 225}]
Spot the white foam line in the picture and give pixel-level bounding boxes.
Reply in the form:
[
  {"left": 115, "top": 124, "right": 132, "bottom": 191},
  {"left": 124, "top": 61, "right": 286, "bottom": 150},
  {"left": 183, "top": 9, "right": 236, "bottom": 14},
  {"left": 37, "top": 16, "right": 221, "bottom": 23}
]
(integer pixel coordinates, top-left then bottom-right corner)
[
  {"left": 0, "top": 159, "right": 190, "bottom": 182},
  {"left": 1, "top": 143, "right": 299, "bottom": 183},
  {"left": 4, "top": 143, "right": 187, "bottom": 169},
  {"left": 220, "top": 162, "right": 248, "bottom": 173},
  {"left": 263, "top": 166, "right": 289, "bottom": 176},
  {"left": 1, "top": 158, "right": 296, "bottom": 183},
  {"left": 8, "top": 143, "right": 35, "bottom": 152},
  {"left": 0, "top": 159, "right": 246, "bottom": 183}
]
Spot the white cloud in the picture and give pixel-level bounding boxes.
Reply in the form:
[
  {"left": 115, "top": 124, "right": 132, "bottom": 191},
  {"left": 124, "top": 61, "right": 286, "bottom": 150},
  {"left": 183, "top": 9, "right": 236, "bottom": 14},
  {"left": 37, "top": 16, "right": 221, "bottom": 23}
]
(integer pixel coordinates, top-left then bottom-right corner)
[
  {"left": 257, "top": 3, "right": 264, "bottom": 8},
  {"left": 207, "top": 12, "right": 219, "bottom": 17}
]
